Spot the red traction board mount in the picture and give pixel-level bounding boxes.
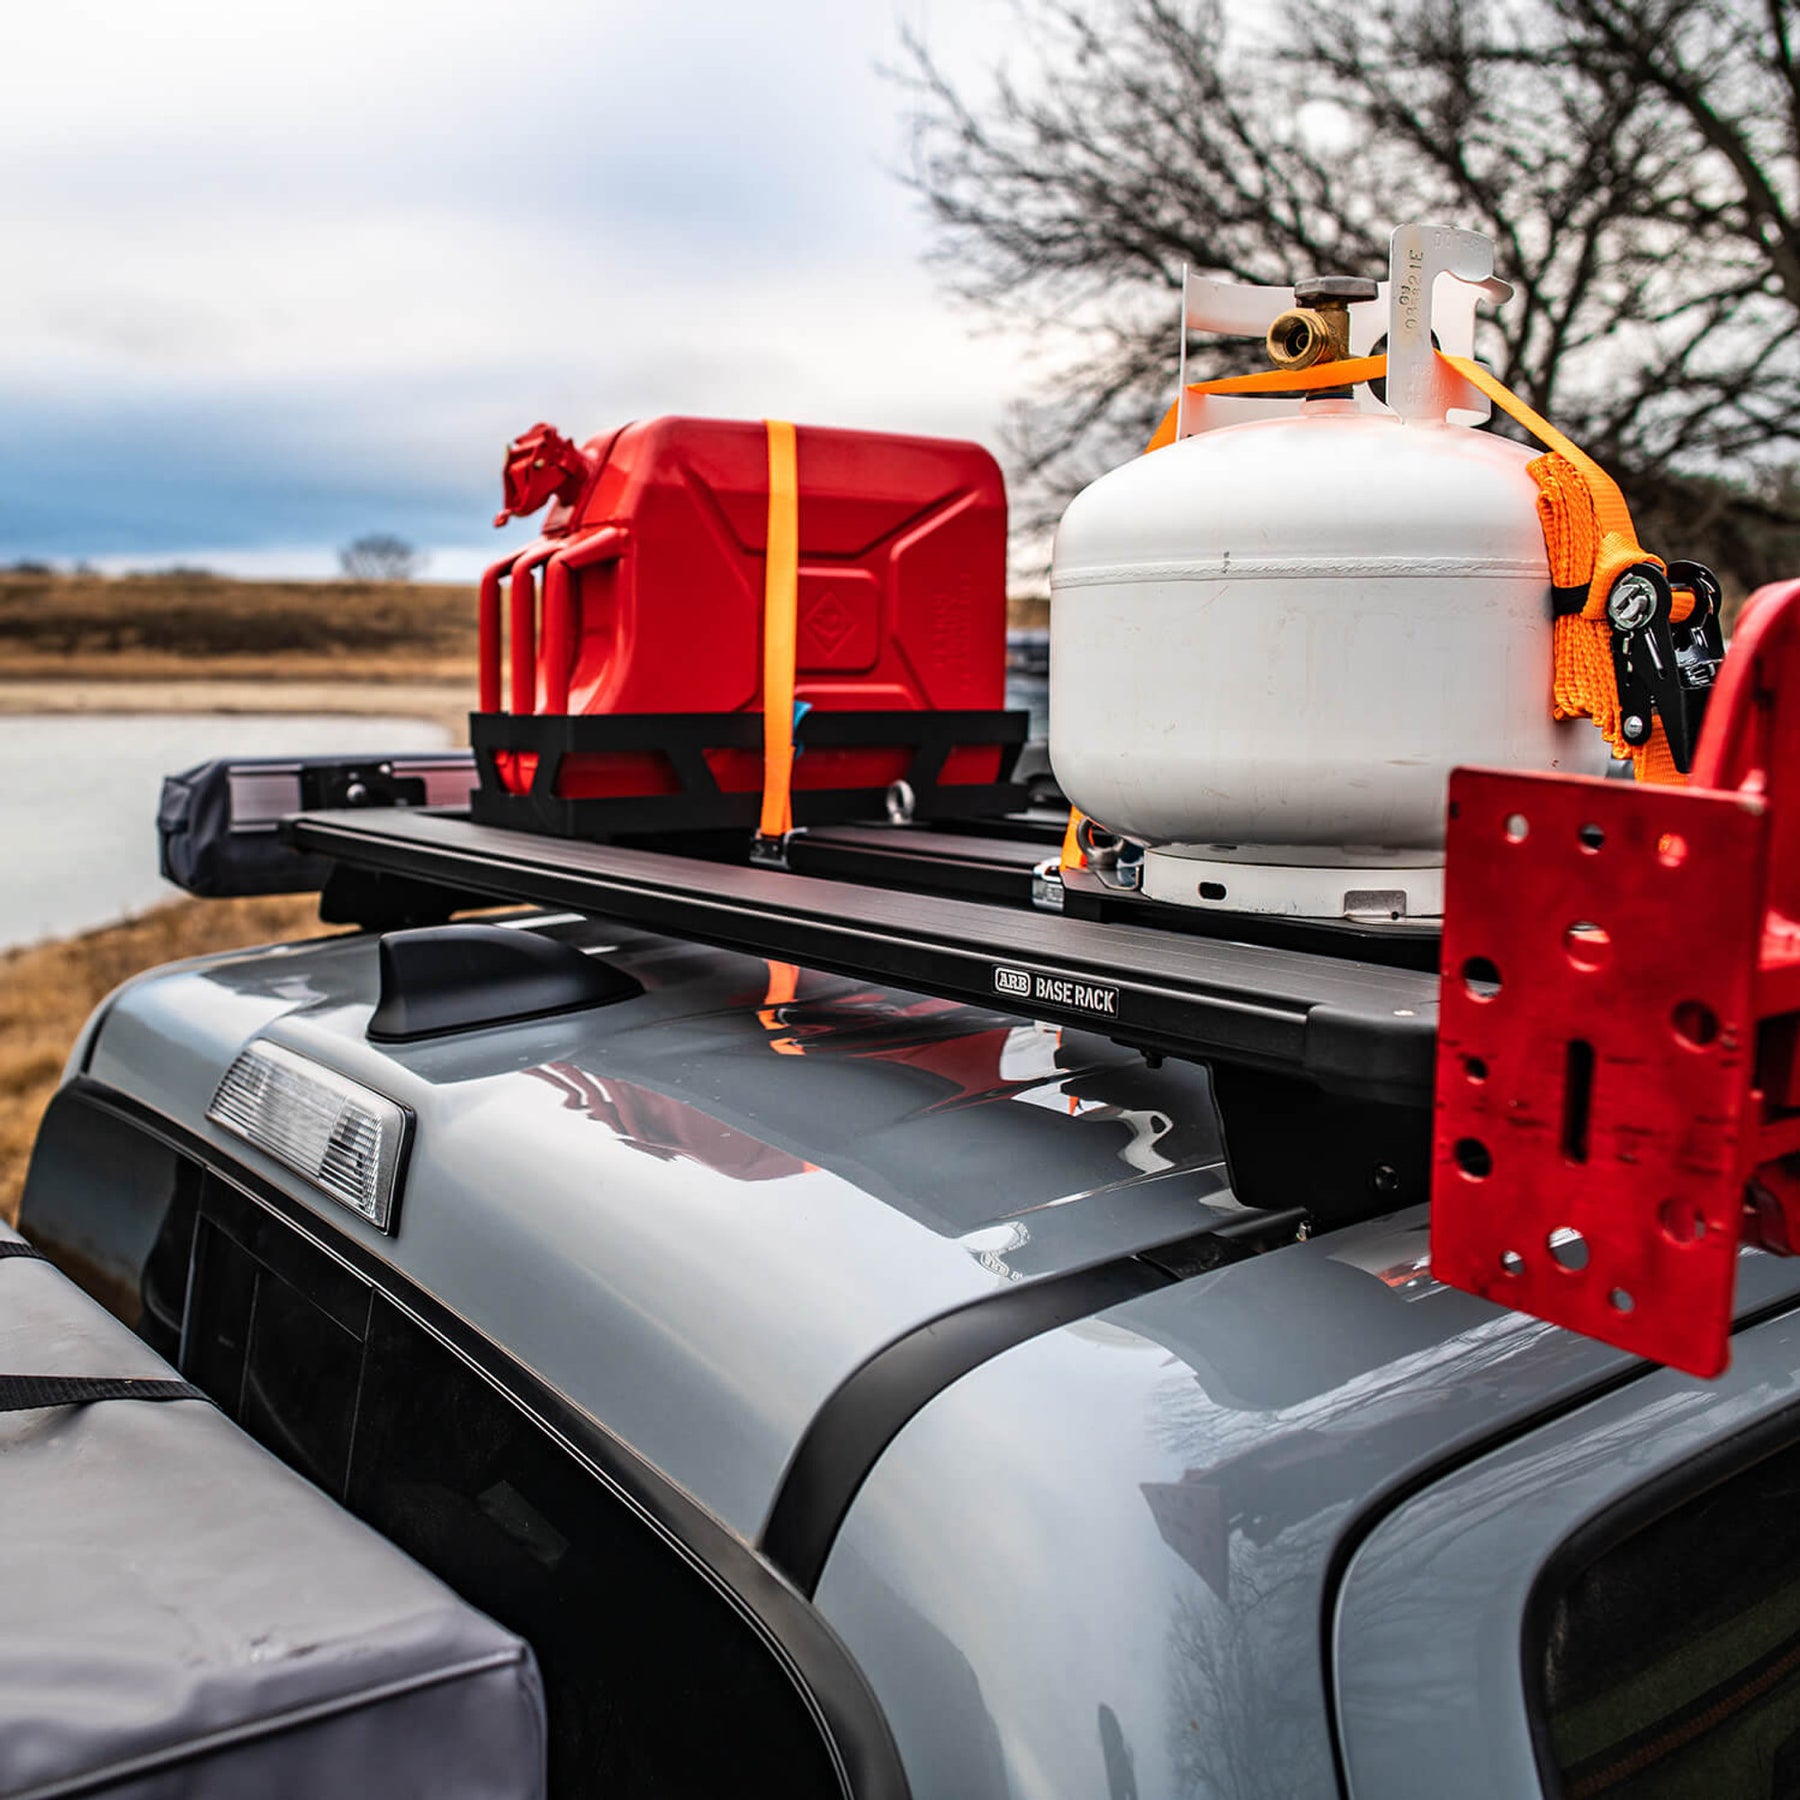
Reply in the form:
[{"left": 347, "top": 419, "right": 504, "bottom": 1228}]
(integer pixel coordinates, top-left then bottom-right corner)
[{"left": 1432, "top": 579, "right": 1800, "bottom": 1376}]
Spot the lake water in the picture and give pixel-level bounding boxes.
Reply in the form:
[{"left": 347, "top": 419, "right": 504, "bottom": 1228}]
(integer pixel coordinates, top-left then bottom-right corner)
[{"left": 0, "top": 715, "right": 452, "bottom": 951}]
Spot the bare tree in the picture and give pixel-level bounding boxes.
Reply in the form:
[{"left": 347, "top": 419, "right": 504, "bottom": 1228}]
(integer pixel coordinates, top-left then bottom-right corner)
[
  {"left": 339, "top": 533, "right": 425, "bottom": 583},
  {"left": 902, "top": 0, "right": 1800, "bottom": 589}
]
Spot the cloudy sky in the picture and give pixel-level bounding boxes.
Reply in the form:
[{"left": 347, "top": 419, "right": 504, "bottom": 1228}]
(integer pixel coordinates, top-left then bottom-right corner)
[{"left": 1, "top": 0, "right": 1039, "bottom": 578}]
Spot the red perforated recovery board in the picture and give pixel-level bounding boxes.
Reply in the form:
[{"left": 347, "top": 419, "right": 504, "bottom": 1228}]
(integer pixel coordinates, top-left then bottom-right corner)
[{"left": 1431, "top": 766, "right": 1766, "bottom": 1376}]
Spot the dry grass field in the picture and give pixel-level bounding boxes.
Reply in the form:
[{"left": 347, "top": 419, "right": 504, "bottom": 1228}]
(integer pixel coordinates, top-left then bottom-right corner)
[
  {"left": 0, "top": 569, "right": 478, "bottom": 681},
  {"left": 0, "top": 895, "right": 334, "bottom": 1224},
  {"left": 0, "top": 571, "right": 1054, "bottom": 681}
]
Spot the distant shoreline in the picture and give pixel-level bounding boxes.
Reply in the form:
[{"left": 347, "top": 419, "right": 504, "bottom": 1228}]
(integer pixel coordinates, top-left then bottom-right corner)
[{"left": 0, "top": 675, "right": 472, "bottom": 740}]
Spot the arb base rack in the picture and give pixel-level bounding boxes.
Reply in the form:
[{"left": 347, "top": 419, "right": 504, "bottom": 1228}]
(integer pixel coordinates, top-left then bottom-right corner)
[{"left": 161, "top": 581, "right": 1800, "bottom": 1380}]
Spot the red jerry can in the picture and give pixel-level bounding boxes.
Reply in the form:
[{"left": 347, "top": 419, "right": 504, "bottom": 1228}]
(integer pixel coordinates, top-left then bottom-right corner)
[{"left": 477, "top": 417, "right": 1010, "bottom": 810}]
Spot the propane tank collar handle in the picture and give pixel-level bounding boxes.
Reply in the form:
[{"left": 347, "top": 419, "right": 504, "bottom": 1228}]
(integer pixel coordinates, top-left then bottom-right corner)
[{"left": 1385, "top": 224, "right": 1513, "bottom": 424}]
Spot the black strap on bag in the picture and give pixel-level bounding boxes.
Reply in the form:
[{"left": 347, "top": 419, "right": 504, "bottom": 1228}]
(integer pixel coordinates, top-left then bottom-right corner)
[
  {"left": 0, "top": 1241, "right": 210, "bottom": 1412},
  {"left": 0, "top": 1374, "right": 209, "bottom": 1412}
]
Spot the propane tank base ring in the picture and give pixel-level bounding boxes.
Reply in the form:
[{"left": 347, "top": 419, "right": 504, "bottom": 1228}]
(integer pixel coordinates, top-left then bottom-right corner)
[{"left": 1143, "top": 847, "right": 1444, "bottom": 921}]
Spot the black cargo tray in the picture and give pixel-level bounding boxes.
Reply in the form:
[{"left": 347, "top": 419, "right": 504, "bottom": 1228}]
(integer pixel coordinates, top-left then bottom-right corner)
[
  {"left": 285, "top": 809, "right": 1438, "bottom": 1108},
  {"left": 469, "top": 707, "right": 1030, "bottom": 838}
]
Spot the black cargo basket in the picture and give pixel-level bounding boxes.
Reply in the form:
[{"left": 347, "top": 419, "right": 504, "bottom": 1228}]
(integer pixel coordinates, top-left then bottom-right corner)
[{"left": 469, "top": 708, "right": 1029, "bottom": 840}]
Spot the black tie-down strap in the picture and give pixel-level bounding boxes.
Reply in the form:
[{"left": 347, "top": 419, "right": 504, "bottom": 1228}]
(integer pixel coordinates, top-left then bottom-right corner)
[
  {"left": 0, "top": 1243, "right": 211, "bottom": 1411},
  {"left": 0, "top": 1374, "right": 210, "bottom": 1413}
]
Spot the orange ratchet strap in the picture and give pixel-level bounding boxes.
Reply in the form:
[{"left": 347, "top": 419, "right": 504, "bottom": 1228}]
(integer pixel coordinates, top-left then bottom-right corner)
[
  {"left": 1144, "top": 351, "right": 1687, "bottom": 784},
  {"left": 760, "top": 419, "right": 800, "bottom": 840},
  {"left": 1144, "top": 354, "right": 1391, "bottom": 448}
]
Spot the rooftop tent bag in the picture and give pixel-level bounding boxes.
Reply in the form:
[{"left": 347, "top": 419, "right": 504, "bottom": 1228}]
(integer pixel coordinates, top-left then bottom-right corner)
[{"left": 0, "top": 1226, "right": 546, "bottom": 1800}]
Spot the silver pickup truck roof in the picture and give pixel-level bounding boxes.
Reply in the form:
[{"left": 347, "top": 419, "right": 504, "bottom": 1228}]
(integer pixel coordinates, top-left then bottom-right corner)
[{"left": 25, "top": 910, "right": 1800, "bottom": 1799}]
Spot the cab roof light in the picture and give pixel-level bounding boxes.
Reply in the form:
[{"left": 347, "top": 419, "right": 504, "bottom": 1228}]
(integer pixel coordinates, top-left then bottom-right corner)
[{"left": 208, "top": 1040, "right": 410, "bottom": 1232}]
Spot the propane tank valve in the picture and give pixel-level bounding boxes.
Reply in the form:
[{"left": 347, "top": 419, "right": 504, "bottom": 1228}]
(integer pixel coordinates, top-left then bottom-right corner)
[
  {"left": 1265, "top": 276, "right": 1379, "bottom": 371},
  {"left": 1266, "top": 308, "right": 1338, "bottom": 371}
]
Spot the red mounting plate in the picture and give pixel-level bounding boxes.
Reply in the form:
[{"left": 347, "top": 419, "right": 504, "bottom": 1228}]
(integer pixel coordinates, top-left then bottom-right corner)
[
  {"left": 1431, "top": 767, "right": 1762, "bottom": 1374},
  {"left": 1432, "top": 578, "right": 1800, "bottom": 1377}
]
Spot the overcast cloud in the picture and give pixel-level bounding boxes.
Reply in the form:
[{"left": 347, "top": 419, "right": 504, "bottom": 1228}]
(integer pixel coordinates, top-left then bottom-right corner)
[{"left": 0, "top": 0, "right": 1035, "bottom": 576}]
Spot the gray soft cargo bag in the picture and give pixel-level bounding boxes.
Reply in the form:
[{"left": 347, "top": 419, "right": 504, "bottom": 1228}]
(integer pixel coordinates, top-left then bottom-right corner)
[
  {"left": 0, "top": 1225, "right": 546, "bottom": 1799},
  {"left": 157, "top": 752, "right": 477, "bottom": 897}
]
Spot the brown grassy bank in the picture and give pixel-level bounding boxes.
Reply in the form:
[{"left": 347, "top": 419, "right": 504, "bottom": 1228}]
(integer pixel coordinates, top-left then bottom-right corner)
[
  {"left": 0, "top": 571, "right": 478, "bottom": 681},
  {"left": 0, "top": 570, "right": 1050, "bottom": 681},
  {"left": 0, "top": 895, "right": 335, "bottom": 1224}
]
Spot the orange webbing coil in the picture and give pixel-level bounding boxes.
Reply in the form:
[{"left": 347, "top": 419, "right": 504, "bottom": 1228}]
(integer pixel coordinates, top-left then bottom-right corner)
[
  {"left": 1445, "top": 355, "right": 1687, "bottom": 786},
  {"left": 1526, "top": 450, "right": 1690, "bottom": 785},
  {"left": 760, "top": 419, "right": 800, "bottom": 841}
]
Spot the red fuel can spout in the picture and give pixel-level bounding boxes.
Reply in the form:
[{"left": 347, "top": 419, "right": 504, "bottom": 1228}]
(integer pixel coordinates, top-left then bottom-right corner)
[
  {"left": 494, "top": 423, "right": 592, "bottom": 528},
  {"left": 1432, "top": 579, "right": 1800, "bottom": 1377}
]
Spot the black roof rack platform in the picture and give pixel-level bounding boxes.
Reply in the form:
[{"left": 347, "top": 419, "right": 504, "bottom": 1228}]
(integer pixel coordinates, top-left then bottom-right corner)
[{"left": 285, "top": 809, "right": 1437, "bottom": 1109}]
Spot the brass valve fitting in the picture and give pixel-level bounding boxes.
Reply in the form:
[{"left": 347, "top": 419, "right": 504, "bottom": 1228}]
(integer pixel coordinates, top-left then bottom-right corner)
[
  {"left": 1264, "top": 276, "right": 1379, "bottom": 372},
  {"left": 1266, "top": 307, "right": 1345, "bottom": 370}
]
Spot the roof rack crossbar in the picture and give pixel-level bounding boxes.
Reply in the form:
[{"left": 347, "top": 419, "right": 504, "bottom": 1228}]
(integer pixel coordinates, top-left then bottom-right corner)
[{"left": 283, "top": 809, "right": 1438, "bottom": 1108}]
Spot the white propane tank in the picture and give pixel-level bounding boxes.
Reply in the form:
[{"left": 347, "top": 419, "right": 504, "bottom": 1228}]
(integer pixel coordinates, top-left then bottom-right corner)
[{"left": 1048, "top": 224, "right": 1613, "bottom": 920}]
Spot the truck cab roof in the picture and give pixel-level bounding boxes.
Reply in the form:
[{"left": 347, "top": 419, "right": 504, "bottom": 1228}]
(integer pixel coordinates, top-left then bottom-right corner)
[{"left": 26, "top": 906, "right": 1800, "bottom": 1799}]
